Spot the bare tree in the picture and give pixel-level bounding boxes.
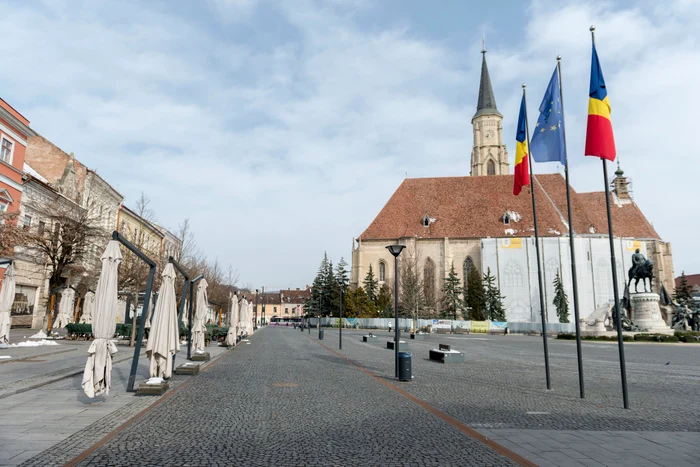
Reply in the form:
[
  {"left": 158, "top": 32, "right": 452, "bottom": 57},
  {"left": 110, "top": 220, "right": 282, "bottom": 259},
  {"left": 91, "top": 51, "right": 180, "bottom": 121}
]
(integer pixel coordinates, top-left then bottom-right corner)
[
  {"left": 0, "top": 211, "right": 24, "bottom": 257},
  {"left": 399, "top": 246, "right": 425, "bottom": 327}
]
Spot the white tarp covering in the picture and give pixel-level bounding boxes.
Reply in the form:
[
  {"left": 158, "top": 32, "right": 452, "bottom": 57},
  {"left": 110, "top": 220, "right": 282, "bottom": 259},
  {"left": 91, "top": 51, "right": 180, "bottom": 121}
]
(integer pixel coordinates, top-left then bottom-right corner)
[
  {"left": 81, "top": 241, "right": 122, "bottom": 398},
  {"left": 225, "top": 293, "right": 238, "bottom": 347},
  {"left": 0, "top": 265, "right": 16, "bottom": 343},
  {"left": 146, "top": 264, "right": 180, "bottom": 378},
  {"left": 192, "top": 279, "right": 208, "bottom": 352},
  {"left": 79, "top": 291, "right": 96, "bottom": 324},
  {"left": 54, "top": 288, "right": 76, "bottom": 329}
]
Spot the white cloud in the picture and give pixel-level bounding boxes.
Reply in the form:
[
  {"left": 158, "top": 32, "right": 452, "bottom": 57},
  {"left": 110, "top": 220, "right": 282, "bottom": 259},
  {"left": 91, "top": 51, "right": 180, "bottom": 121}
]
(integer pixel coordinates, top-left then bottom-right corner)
[{"left": 0, "top": 0, "right": 696, "bottom": 288}]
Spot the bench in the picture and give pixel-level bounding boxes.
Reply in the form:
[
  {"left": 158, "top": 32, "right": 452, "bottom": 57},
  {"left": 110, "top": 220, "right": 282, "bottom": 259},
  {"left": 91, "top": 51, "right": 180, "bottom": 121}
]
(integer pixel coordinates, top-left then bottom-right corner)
[
  {"left": 362, "top": 334, "right": 379, "bottom": 342},
  {"left": 410, "top": 333, "right": 425, "bottom": 340},
  {"left": 386, "top": 340, "right": 407, "bottom": 350},
  {"left": 429, "top": 343, "right": 465, "bottom": 364},
  {"left": 454, "top": 327, "right": 470, "bottom": 334},
  {"left": 489, "top": 329, "right": 506, "bottom": 335}
]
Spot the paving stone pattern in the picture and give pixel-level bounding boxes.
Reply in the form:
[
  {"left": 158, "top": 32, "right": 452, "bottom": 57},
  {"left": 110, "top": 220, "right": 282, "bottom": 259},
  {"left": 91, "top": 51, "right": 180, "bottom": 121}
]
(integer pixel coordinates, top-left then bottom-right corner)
[{"left": 76, "top": 328, "right": 518, "bottom": 466}]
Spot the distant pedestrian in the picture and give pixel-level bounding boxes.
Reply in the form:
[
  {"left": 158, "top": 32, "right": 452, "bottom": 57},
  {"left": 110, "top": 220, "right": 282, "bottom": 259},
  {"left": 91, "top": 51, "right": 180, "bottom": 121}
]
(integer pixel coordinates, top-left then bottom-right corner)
[{"left": 388, "top": 321, "right": 392, "bottom": 332}]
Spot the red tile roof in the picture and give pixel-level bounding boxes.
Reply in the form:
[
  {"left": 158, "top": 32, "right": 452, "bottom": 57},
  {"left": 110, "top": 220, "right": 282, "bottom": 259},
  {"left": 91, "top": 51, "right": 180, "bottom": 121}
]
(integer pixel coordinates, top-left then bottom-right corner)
[
  {"left": 675, "top": 274, "right": 700, "bottom": 288},
  {"left": 359, "top": 174, "right": 660, "bottom": 241}
]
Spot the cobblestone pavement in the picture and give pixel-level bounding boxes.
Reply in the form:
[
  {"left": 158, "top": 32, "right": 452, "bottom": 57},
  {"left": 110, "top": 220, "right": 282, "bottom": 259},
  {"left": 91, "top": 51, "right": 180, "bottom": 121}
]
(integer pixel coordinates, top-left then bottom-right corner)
[
  {"left": 0, "top": 331, "right": 230, "bottom": 467},
  {"left": 73, "top": 327, "right": 520, "bottom": 467},
  {"left": 320, "top": 329, "right": 700, "bottom": 466}
]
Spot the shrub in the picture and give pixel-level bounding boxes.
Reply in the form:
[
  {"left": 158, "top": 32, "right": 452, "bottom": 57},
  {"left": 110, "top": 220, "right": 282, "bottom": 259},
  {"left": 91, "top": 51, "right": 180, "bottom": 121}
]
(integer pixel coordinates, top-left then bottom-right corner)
[
  {"left": 634, "top": 333, "right": 679, "bottom": 343},
  {"left": 556, "top": 333, "right": 633, "bottom": 342}
]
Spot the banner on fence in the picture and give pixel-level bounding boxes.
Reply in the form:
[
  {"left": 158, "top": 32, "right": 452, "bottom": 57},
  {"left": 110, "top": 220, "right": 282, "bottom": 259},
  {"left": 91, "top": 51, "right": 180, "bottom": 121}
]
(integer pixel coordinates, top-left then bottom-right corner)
[
  {"left": 471, "top": 321, "right": 490, "bottom": 333},
  {"left": 345, "top": 318, "right": 357, "bottom": 327},
  {"left": 454, "top": 320, "right": 471, "bottom": 331},
  {"left": 432, "top": 319, "right": 452, "bottom": 331},
  {"left": 490, "top": 321, "right": 507, "bottom": 330}
]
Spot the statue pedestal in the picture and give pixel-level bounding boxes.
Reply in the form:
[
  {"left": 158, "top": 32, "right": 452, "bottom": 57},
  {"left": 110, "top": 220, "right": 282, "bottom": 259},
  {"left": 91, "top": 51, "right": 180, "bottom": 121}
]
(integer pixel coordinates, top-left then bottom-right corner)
[{"left": 630, "top": 293, "right": 674, "bottom": 335}]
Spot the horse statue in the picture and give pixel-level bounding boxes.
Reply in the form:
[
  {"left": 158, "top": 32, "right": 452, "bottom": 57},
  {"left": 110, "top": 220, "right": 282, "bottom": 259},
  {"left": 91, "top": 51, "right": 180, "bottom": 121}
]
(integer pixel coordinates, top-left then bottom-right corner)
[{"left": 627, "top": 249, "right": 654, "bottom": 293}]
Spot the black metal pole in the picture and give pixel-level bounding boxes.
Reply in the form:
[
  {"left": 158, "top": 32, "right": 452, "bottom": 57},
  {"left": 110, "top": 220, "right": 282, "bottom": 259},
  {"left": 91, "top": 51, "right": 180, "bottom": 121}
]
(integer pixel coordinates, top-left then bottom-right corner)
[
  {"left": 127, "top": 264, "right": 155, "bottom": 392},
  {"left": 339, "top": 284, "right": 343, "bottom": 350},
  {"left": 394, "top": 255, "right": 400, "bottom": 378},
  {"left": 603, "top": 159, "right": 629, "bottom": 409},
  {"left": 187, "top": 281, "right": 194, "bottom": 360},
  {"left": 522, "top": 85, "right": 551, "bottom": 391},
  {"left": 557, "top": 57, "right": 585, "bottom": 399}
]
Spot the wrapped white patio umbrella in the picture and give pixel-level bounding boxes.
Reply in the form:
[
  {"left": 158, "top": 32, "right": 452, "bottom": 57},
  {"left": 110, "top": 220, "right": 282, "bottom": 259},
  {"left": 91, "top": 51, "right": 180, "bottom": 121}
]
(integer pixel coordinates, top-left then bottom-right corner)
[
  {"left": 146, "top": 264, "right": 180, "bottom": 379},
  {"left": 54, "top": 287, "right": 76, "bottom": 328},
  {"left": 81, "top": 241, "right": 122, "bottom": 398},
  {"left": 225, "top": 293, "right": 238, "bottom": 347},
  {"left": 79, "top": 291, "right": 96, "bottom": 324},
  {"left": 192, "top": 278, "right": 208, "bottom": 353},
  {"left": 239, "top": 298, "right": 248, "bottom": 336},
  {"left": 0, "top": 264, "right": 16, "bottom": 344}
]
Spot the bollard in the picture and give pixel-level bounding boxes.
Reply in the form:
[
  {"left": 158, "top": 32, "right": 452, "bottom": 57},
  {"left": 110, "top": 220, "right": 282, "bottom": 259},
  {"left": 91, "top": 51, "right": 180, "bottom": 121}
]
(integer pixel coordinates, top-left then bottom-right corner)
[{"left": 319, "top": 329, "right": 324, "bottom": 340}]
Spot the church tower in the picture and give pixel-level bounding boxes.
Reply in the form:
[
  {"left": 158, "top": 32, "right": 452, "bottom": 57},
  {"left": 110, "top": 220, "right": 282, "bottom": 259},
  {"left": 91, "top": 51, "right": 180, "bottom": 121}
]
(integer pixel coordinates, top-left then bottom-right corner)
[{"left": 470, "top": 45, "right": 509, "bottom": 176}]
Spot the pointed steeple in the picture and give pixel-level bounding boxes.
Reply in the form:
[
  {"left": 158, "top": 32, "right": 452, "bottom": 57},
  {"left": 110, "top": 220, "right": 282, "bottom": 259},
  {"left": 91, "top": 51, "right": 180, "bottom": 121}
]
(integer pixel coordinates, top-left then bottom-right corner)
[{"left": 473, "top": 44, "right": 501, "bottom": 120}]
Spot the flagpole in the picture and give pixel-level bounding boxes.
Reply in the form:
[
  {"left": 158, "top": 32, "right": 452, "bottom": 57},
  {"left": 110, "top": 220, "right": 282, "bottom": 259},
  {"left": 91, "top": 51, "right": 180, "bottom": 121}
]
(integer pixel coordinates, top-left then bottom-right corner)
[
  {"left": 591, "top": 25, "right": 629, "bottom": 409},
  {"left": 523, "top": 84, "right": 551, "bottom": 391},
  {"left": 556, "top": 56, "right": 585, "bottom": 399}
]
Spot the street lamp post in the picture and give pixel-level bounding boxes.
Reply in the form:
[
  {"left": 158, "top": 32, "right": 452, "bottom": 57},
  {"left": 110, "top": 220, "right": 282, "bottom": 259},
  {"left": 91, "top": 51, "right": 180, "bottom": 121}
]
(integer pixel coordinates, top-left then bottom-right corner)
[
  {"left": 261, "top": 286, "right": 266, "bottom": 326},
  {"left": 386, "top": 244, "right": 405, "bottom": 378},
  {"left": 337, "top": 277, "right": 344, "bottom": 350}
]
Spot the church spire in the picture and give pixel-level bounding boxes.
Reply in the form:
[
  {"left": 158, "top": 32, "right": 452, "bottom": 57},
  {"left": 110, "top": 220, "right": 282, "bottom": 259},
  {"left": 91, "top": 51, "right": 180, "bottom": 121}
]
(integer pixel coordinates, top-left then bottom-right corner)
[{"left": 473, "top": 45, "right": 502, "bottom": 120}]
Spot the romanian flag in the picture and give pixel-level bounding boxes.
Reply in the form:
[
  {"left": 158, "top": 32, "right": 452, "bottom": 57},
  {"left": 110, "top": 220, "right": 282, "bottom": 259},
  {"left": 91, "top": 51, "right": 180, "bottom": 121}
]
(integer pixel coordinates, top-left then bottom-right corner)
[
  {"left": 585, "top": 44, "right": 616, "bottom": 161},
  {"left": 513, "top": 95, "right": 530, "bottom": 196}
]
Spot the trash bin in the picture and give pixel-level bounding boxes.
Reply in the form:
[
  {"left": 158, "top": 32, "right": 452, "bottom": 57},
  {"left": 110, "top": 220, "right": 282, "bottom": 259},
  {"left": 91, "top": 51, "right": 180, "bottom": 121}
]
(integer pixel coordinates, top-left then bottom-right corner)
[
  {"left": 398, "top": 351, "right": 412, "bottom": 381},
  {"left": 319, "top": 329, "right": 324, "bottom": 340}
]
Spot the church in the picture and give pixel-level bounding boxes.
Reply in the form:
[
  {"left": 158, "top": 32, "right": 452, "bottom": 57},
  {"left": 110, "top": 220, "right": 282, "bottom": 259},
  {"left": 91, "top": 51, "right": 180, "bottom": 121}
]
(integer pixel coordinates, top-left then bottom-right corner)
[{"left": 350, "top": 50, "right": 674, "bottom": 324}]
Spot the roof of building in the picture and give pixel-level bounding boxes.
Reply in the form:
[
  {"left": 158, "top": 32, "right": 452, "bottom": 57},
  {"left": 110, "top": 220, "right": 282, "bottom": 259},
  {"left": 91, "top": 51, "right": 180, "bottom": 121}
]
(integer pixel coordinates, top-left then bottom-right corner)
[
  {"left": 675, "top": 274, "right": 700, "bottom": 288},
  {"left": 473, "top": 51, "right": 501, "bottom": 119},
  {"left": 119, "top": 205, "right": 165, "bottom": 238},
  {"left": 281, "top": 288, "right": 312, "bottom": 303},
  {"left": 358, "top": 174, "right": 660, "bottom": 241}
]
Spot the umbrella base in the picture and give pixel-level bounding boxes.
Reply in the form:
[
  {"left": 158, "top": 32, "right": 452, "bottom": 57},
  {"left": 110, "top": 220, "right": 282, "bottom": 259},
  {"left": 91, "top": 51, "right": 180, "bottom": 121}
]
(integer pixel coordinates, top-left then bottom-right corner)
[
  {"left": 175, "top": 363, "right": 200, "bottom": 375},
  {"left": 136, "top": 382, "right": 169, "bottom": 396},
  {"left": 190, "top": 352, "right": 210, "bottom": 362}
]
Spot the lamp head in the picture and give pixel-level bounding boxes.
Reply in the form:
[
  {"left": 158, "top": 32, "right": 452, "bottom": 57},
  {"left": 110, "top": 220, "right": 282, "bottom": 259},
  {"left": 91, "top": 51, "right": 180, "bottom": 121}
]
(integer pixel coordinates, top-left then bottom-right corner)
[{"left": 386, "top": 244, "right": 406, "bottom": 257}]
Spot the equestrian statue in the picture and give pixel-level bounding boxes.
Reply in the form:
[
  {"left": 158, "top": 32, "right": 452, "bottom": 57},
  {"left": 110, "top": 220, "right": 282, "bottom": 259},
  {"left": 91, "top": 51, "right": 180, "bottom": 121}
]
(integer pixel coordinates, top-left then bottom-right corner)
[{"left": 627, "top": 249, "right": 654, "bottom": 293}]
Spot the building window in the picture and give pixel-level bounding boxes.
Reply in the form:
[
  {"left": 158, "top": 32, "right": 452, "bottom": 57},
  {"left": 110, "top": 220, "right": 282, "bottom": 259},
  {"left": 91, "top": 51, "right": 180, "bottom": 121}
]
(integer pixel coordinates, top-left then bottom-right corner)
[
  {"left": 504, "top": 261, "right": 524, "bottom": 287},
  {"left": 0, "top": 137, "right": 13, "bottom": 163},
  {"left": 379, "top": 261, "right": 386, "bottom": 282},
  {"left": 503, "top": 213, "right": 510, "bottom": 225},
  {"left": 23, "top": 215, "right": 31, "bottom": 230},
  {"left": 0, "top": 203, "right": 7, "bottom": 214},
  {"left": 487, "top": 160, "right": 496, "bottom": 175},
  {"left": 37, "top": 221, "right": 45, "bottom": 235}
]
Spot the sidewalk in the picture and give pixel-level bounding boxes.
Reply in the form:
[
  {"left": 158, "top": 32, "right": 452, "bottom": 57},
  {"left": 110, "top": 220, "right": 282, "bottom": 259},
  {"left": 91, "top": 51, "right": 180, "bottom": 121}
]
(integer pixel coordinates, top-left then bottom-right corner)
[{"left": 0, "top": 329, "right": 235, "bottom": 466}]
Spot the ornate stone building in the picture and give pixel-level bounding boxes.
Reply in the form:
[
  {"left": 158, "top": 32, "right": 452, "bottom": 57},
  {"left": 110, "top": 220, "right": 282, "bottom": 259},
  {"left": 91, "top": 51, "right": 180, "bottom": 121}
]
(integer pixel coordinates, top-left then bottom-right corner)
[{"left": 351, "top": 51, "right": 674, "bottom": 324}]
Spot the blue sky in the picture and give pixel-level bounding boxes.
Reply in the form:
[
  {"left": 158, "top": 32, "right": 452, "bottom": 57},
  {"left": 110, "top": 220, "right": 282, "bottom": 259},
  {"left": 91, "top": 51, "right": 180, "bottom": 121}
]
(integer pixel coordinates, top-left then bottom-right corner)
[{"left": 1, "top": 0, "right": 698, "bottom": 289}]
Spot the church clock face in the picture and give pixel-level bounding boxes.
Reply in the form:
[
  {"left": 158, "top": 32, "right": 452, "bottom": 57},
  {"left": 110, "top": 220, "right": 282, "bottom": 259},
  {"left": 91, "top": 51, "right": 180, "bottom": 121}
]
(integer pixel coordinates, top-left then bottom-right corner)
[{"left": 485, "top": 129, "right": 495, "bottom": 139}]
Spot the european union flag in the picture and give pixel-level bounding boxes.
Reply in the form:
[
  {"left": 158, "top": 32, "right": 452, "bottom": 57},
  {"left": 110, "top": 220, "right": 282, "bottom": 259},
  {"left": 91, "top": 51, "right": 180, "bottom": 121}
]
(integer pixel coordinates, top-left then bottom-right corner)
[{"left": 530, "top": 67, "right": 567, "bottom": 165}]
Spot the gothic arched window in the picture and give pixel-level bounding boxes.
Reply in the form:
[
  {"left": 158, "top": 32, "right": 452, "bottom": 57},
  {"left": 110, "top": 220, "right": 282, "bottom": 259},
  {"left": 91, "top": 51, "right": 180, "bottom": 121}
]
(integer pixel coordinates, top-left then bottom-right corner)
[
  {"left": 463, "top": 256, "right": 475, "bottom": 289},
  {"left": 487, "top": 159, "right": 496, "bottom": 175},
  {"left": 423, "top": 257, "right": 436, "bottom": 307},
  {"left": 378, "top": 261, "right": 386, "bottom": 282},
  {"left": 504, "top": 261, "right": 524, "bottom": 287}
]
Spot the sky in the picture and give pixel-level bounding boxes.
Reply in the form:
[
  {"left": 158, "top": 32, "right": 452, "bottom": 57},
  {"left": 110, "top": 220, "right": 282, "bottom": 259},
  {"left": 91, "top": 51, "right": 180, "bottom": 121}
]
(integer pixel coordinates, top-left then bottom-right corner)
[{"left": 1, "top": 0, "right": 698, "bottom": 289}]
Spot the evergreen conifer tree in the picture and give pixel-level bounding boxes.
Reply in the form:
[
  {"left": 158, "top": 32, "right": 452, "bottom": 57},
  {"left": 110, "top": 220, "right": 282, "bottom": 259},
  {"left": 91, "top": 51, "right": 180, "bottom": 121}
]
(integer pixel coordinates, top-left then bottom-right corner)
[
  {"left": 465, "top": 267, "right": 486, "bottom": 320},
  {"left": 675, "top": 272, "right": 694, "bottom": 306},
  {"left": 441, "top": 262, "right": 465, "bottom": 319},
  {"left": 323, "top": 259, "right": 339, "bottom": 316},
  {"left": 336, "top": 257, "right": 350, "bottom": 288},
  {"left": 376, "top": 284, "right": 393, "bottom": 317},
  {"left": 483, "top": 267, "right": 506, "bottom": 321},
  {"left": 552, "top": 271, "right": 570, "bottom": 323},
  {"left": 363, "top": 264, "right": 379, "bottom": 303}
]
